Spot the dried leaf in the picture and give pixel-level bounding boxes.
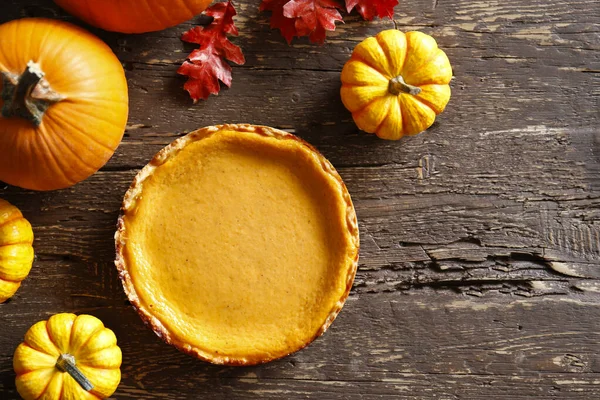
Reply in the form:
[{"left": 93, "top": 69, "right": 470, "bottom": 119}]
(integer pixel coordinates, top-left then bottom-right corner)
[
  {"left": 260, "top": 0, "right": 343, "bottom": 44},
  {"left": 345, "top": 0, "right": 398, "bottom": 20},
  {"left": 178, "top": 1, "right": 245, "bottom": 102},
  {"left": 260, "top": 0, "right": 298, "bottom": 44}
]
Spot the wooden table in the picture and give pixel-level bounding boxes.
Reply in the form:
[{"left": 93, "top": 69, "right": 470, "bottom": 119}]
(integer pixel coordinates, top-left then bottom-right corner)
[{"left": 2, "top": 0, "right": 599, "bottom": 398}]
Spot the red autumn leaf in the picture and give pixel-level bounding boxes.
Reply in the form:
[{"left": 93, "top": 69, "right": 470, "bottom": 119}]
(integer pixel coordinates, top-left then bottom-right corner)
[
  {"left": 345, "top": 0, "right": 398, "bottom": 20},
  {"left": 260, "top": 0, "right": 343, "bottom": 44},
  {"left": 260, "top": 0, "right": 298, "bottom": 44},
  {"left": 178, "top": 1, "right": 245, "bottom": 102}
]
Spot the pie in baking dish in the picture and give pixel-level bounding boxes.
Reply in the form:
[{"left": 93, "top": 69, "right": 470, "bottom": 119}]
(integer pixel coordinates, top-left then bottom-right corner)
[{"left": 115, "top": 124, "right": 359, "bottom": 365}]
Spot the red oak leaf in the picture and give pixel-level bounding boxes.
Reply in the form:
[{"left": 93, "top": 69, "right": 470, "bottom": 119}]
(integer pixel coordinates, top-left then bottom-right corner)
[
  {"left": 346, "top": 0, "right": 398, "bottom": 20},
  {"left": 260, "top": 0, "right": 343, "bottom": 44},
  {"left": 260, "top": 0, "right": 298, "bottom": 44},
  {"left": 178, "top": 1, "right": 245, "bottom": 102}
]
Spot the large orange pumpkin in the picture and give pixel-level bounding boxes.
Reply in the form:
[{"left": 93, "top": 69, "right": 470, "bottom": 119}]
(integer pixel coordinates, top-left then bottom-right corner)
[
  {"left": 54, "top": 0, "right": 214, "bottom": 33},
  {"left": 0, "top": 18, "right": 128, "bottom": 191}
]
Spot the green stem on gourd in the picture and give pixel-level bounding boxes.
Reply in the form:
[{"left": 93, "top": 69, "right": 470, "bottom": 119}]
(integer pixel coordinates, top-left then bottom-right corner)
[
  {"left": 388, "top": 75, "right": 422, "bottom": 96},
  {"left": 1, "top": 60, "right": 65, "bottom": 126},
  {"left": 55, "top": 353, "right": 94, "bottom": 392}
]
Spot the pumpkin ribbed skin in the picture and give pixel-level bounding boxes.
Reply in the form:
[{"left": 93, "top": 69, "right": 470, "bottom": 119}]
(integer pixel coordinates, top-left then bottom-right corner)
[
  {"left": 14, "top": 313, "right": 122, "bottom": 400},
  {"left": 54, "top": 0, "right": 213, "bottom": 33},
  {"left": 0, "top": 18, "right": 128, "bottom": 191},
  {"left": 0, "top": 199, "right": 34, "bottom": 303},
  {"left": 341, "top": 30, "right": 452, "bottom": 140}
]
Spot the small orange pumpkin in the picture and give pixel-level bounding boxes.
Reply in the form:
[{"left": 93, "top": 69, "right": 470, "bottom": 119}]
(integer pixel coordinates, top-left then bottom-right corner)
[
  {"left": 14, "top": 313, "right": 122, "bottom": 400},
  {"left": 0, "top": 18, "right": 128, "bottom": 191},
  {"left": 341, "top": 30, "right": 452, "bottom": 140},
  {"left": 54, "top": 0, "right": 214, "bottom": 33},
  {"left": 0, "top": 199, "right": 34, "bottom": 303}
]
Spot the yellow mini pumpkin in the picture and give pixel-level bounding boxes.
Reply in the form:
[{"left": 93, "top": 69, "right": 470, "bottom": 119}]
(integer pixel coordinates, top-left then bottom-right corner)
[
  {"left": 0, "top": 199, "right": 34, "bottom": 302},
  {"left": 14, "top": 313, "right": 122, "bottom": 400},
  {"left": 341, "top": 29, "right": 452, "bottom": 140}
]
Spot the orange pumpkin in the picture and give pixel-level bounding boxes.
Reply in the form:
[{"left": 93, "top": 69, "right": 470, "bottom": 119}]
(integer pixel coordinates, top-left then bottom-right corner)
[
  {"left": 54, "top": 0, "right": 214, "bottom": 33},
  {"left": 0, "top": 18, "right": 128, "bottom": 191},
  {"left": 341, "top": 30, "right": 452, "bottom": 140},
  {"left": 14, "top": 313, "right": 122, "bottom": 400},
  {"left": 0, "top": 199, "right": 34, "bottom": 303}
]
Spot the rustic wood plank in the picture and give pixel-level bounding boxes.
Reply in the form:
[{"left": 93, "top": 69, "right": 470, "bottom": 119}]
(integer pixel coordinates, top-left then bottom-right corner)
[
  {"left": 2, "top": 293, "right": 600, "bottom": 398},
  {"left": 1, "top": 0, "right": 599, "bottom": 398}
]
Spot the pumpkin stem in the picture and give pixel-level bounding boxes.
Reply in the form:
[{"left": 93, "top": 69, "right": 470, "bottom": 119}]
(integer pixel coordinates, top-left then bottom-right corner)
[
  {"left": 1, "top": 61, "right": 65, "bottom": 127},
  {"left": 389, "top": 76, "right": 422, "bottom": 96},
  {"left": 56, "top": 353, "right": 94, "bottom": 392}
]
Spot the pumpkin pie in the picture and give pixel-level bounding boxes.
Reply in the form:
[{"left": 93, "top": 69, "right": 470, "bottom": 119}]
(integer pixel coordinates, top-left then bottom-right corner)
[{"left": 115, "top": 124, "right": 359, "bottom": 365}]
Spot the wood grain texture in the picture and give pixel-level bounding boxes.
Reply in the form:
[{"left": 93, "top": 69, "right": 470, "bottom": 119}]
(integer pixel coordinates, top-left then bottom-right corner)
[{"left": 1, "top": 0, "right": 600, "bottom": 398}]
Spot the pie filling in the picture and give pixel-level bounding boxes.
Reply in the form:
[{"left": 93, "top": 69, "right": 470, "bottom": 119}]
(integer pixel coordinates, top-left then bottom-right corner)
[{"left": 120, "top": 127, "right": 357, "bottom": 362}]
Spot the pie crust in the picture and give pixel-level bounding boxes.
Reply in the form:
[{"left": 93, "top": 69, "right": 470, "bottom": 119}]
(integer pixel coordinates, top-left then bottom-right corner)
[{"left": 115, "top": 124, "right": 359, "bottom": 365}]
